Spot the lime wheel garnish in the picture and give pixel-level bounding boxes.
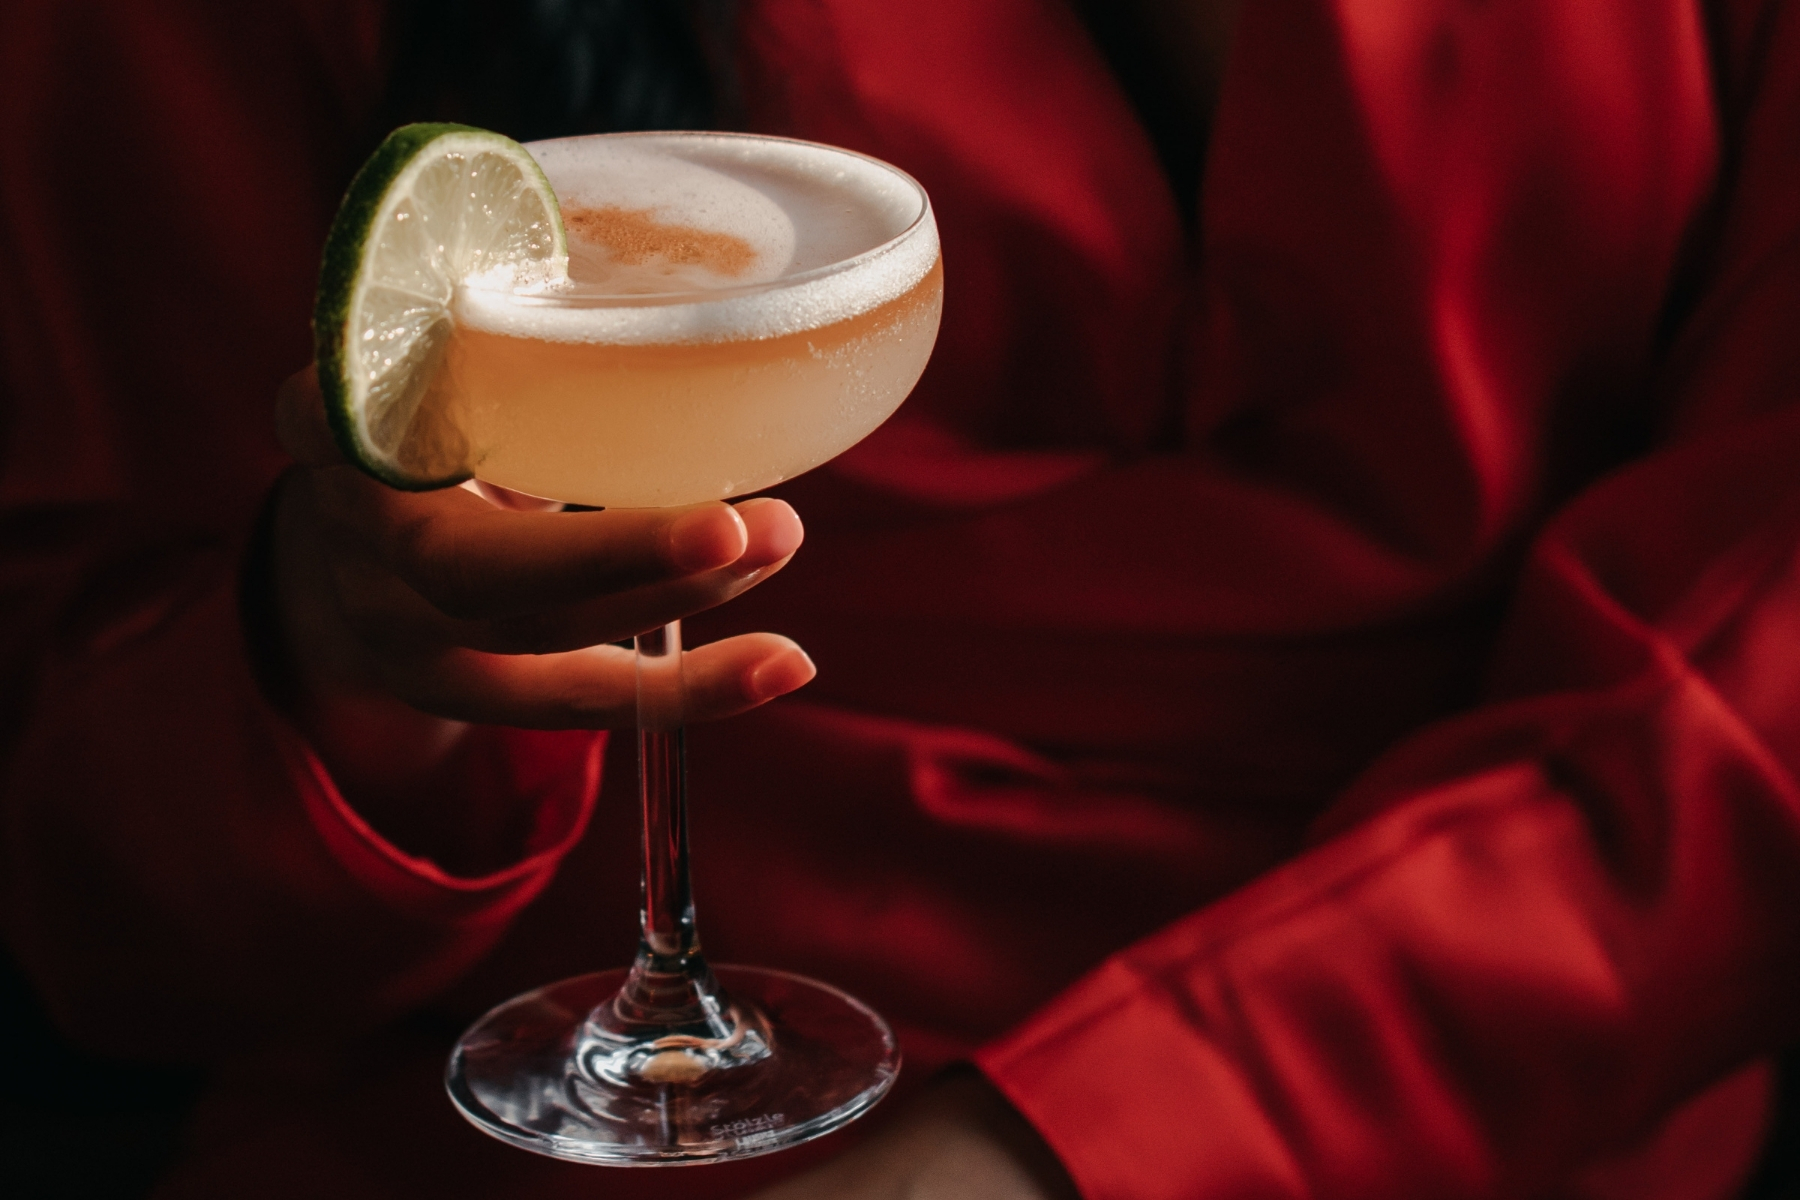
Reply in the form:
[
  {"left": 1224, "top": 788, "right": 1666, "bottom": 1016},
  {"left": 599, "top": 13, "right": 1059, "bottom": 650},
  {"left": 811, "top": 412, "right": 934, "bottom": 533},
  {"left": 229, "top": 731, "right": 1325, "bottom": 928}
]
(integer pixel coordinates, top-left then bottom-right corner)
[{"left": 313, "top": 123, "right": 566, "bottom": 488}]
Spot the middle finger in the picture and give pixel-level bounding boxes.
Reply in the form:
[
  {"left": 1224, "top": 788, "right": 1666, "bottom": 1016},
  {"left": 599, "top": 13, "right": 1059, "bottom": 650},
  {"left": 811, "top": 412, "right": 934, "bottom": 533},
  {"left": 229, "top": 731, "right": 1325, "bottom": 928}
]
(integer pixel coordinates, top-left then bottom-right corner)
[{"left": 311, "top": 468, "right": 791, "bottom": 619}]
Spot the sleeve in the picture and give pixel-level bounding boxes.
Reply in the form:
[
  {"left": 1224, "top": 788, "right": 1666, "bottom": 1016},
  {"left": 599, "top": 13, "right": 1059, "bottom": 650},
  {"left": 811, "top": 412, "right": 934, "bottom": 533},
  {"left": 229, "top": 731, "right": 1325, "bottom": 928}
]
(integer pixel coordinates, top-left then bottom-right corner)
[
  {"left": 967, "top": 2, "right": 1800, "bottom": 1197},
  {"left": 0, "top": 0, "right": 604, "bottom": 1062}
]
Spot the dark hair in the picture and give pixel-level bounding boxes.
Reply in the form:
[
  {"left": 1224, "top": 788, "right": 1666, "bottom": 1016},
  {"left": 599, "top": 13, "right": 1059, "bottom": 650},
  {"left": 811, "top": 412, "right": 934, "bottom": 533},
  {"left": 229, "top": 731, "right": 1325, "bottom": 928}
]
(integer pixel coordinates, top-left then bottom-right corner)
[{"left": 376, "top": 0, "right": 736, "bottom": 145}]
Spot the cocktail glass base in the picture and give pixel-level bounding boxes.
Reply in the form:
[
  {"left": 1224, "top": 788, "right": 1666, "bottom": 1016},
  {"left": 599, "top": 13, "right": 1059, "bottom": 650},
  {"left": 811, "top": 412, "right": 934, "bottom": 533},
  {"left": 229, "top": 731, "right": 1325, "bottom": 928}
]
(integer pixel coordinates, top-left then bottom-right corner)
[{"left": 446, "top": 965, "right": 901, "bottom": 1165}]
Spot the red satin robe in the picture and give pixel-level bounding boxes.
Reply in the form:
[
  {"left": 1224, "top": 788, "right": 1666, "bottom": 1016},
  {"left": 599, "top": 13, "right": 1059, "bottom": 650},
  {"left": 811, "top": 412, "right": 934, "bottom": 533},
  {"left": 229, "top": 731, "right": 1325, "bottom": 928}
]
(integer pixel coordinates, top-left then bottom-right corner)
[{"left": 4, "top": 1, "right": 1800, "bottom": 1198}]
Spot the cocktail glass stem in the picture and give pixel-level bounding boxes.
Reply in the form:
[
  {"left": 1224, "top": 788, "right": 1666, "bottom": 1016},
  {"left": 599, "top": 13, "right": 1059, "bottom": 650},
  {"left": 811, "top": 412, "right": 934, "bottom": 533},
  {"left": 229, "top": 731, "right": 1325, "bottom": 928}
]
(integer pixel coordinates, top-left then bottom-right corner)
[
  {"left": 634, "top": 621, "right": 700, "bottom": 972},
  {"left": 569, "top": 620, "right": 770, "bottom": 1088}
]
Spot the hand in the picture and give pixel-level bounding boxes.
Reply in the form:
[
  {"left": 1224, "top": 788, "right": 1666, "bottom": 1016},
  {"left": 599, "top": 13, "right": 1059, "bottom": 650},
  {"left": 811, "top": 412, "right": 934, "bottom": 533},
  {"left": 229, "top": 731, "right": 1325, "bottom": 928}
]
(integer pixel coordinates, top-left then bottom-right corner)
[
  {"left": 743, "top": 1075, "right": 1079, "bottom": 1200},
  {"left": 268, "top": 366, "right": 814, "bottom": 795}
]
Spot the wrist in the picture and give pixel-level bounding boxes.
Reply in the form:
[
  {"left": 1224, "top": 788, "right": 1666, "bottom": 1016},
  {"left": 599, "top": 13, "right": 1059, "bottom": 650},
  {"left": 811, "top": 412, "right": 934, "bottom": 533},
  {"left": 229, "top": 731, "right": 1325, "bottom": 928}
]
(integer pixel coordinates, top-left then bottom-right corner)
[{"left": 259, "top": 471, "right": 481, "bottom": 853}]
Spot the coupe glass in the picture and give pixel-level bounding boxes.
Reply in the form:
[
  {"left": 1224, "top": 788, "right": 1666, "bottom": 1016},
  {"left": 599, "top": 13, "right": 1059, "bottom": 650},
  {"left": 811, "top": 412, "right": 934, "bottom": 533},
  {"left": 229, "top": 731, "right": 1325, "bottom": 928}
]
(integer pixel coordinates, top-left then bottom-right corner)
[{"left": 443, "top": 132, "right": 942, "bottom": 1165}]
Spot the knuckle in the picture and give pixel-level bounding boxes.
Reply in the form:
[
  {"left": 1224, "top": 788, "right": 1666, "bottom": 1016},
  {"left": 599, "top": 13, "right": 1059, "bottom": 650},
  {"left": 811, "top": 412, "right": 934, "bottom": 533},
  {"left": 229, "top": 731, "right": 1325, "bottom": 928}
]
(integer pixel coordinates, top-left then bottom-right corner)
[
  {"left": 560, "top": 686, "right": 625, "bottom": 729},
  {"left": 369, "top": 651, "right": 479, "bottom": 723},
  {"left": 396, "top": 516, "right": 488, "bottom": 619},
  {"left": 486, "top": 610, "right": 563, "bottom": 655}
]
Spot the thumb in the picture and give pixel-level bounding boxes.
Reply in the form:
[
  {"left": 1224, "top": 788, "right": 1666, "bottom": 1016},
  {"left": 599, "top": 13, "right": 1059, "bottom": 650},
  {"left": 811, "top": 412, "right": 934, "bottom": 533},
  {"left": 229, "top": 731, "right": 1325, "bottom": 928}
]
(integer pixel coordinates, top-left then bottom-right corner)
[{"left": 276, "top": 364, "right": 348, "bottom": 467}]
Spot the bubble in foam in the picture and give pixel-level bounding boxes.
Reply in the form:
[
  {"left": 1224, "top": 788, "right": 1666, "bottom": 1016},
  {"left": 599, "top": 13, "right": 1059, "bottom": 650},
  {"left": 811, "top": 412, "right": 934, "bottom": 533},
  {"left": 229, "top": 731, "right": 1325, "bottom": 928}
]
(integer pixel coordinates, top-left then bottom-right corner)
[{"left": 455, "top": 133, "right": 939, "bottom": 346}]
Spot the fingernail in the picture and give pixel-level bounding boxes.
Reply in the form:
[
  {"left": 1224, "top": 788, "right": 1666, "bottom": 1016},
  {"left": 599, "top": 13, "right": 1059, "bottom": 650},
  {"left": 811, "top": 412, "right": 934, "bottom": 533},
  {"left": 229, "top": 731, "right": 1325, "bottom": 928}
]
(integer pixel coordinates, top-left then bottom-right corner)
[
  {"left": 668, "top": 506, "right": 747, "bottom": 572},
  {"left": 749, "top": 646, "right": 816, "bottom": 700},
  {"left": 733, "top": 497, "right": 804, "bottom": 562}
]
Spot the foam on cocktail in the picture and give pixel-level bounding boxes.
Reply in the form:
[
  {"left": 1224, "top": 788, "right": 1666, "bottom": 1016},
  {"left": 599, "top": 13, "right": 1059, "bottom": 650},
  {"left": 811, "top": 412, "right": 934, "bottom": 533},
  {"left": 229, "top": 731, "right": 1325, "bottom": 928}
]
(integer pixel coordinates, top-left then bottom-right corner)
[
  {"left": 440, "top": 133, "right": 943, "bottom": 508},
  {"left": 454, "top": 134, "right": 940, "bottom": 347}
]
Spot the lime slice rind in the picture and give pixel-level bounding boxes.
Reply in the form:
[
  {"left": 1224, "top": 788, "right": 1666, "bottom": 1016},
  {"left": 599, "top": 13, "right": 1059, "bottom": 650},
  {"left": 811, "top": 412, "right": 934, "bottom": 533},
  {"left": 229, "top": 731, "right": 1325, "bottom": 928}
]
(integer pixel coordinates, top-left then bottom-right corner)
[{"left": 314, "top": 123, "right": 567, "bottom": 490}]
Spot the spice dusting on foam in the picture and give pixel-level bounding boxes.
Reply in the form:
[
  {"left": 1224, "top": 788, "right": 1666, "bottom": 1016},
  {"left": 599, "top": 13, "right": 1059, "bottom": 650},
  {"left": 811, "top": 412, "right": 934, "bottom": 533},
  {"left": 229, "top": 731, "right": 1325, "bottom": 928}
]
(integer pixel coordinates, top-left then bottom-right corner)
[{"left": 564, "top": 206, "right": 758, "bottom": 279}]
